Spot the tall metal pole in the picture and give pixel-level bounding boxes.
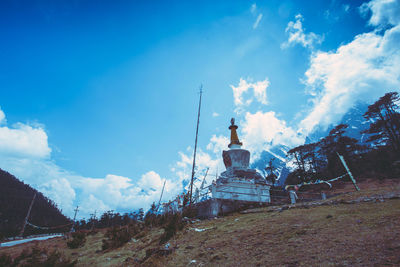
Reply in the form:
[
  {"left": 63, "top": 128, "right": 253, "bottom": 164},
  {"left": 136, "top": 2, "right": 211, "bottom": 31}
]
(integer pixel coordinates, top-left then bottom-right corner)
[
  {"left": 189, "top": 85, "right": 203, "bottom": 205},
  {"left": 19, "top": 192, "right": 37, "bottom": 237}
]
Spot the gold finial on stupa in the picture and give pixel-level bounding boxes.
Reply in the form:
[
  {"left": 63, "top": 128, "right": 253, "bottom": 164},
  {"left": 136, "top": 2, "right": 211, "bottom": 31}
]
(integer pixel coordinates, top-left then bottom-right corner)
[{"left": 228, "top": 118, "right": 242, "bottom": 149}]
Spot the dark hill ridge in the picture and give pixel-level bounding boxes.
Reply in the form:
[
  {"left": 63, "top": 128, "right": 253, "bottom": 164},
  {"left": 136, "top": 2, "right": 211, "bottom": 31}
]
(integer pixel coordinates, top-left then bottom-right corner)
[{"left": 0, "top": 169, "right": 71, "bottom": 239}]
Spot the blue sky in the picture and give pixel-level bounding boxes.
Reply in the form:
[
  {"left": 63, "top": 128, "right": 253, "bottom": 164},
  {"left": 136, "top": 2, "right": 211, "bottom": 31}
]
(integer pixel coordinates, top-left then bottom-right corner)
[{"left": 1, "top": 0, "right": 399, "bottom": 218}]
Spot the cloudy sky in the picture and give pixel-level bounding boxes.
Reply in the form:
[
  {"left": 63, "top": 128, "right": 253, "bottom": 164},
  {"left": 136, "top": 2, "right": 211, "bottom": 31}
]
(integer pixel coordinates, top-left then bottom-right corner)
[{"left": 0, "top": 0, "right": 399, "bottom": 219}]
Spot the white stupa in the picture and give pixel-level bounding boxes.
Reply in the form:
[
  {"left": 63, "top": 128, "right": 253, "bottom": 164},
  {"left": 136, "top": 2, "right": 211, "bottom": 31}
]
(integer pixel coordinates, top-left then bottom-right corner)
[{"left": 211, "top": 118, "right": 271, "bottom": 203}]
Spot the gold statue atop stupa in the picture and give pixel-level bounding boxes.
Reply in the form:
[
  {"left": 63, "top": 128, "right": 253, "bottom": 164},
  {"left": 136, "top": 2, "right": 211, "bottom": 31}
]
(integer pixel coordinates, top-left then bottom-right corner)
[{"left": 228, "top": 118, "right": 242, "bottom": 149}]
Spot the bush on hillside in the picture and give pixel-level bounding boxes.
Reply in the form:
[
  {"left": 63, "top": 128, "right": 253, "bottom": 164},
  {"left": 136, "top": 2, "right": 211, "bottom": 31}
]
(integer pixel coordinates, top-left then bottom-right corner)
[
  {"left": 159, "top": 213, "right": 185, "bottom": 244},
  {"left": 67, "top": 231, "right": 86, "bottom": 249},
  {"left": 1, "top": 245, "right": 76, "bottom": 266},
  {"left": 101, "top": 225, "right": 140, "bottom": 250},
  {"left": 0, "top": 253, "right": 12, "bottom": 267},
  {"left": 182, "top": 205, "right": 197, "bottom": 218}
]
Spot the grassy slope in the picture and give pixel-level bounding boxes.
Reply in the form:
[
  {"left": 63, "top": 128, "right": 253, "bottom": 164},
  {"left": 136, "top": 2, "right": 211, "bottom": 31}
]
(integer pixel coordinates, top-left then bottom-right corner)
[
  {"left": 169, "top": 199, "right": 400, "bottom": 266},
  {"left": 1, "top": 179, "right": 400, "bottom": 267}
]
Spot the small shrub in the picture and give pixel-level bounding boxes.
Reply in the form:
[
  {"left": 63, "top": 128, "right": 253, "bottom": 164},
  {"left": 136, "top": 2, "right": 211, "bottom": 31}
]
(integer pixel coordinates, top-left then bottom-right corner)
[
  {"left": 13, "top": 248, "right": 30, "bottom": 265},
  {"left": 159, "top": 213, "right": 185, "bottom": 244},
  {"left": 142, "top": 247, "right": 172, "bottom": 265},
  {"left": 128, "top": 222, "right": 144, "bottom": 237},
  {"left": 43, "top": 249, "right": 77, "bottom": 266},
  {"left": 1, "top": 245, "right": 76, "bottom": 267},
  {"left": 102, "top": 226, "right": 132, "bottom": 250},
  {"left": 67, "top": 231, "right": 86, "bottom": 249},
  {"left": 182, "top": 206, "right": 197, "bottom": 218},
  {"left": 87, "top": 229, "right": 98, "bottom": 236},
  {"left": 26, "top": 245, "right": 46, "bottom": 265},
  {"left": 0, "top": 253, "right": 13, "bottom": 267}
]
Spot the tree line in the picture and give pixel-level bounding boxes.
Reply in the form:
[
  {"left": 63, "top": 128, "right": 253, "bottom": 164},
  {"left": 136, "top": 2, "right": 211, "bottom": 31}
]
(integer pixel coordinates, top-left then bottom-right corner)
[{"left": 284, "top": 91, "right": 400, "bottom": 186}]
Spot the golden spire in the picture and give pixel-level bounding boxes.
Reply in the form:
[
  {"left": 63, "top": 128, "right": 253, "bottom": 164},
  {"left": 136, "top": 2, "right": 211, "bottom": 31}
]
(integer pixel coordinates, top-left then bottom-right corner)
[{"left": 228, "top": 118, "right": 242, "bottom": 148}]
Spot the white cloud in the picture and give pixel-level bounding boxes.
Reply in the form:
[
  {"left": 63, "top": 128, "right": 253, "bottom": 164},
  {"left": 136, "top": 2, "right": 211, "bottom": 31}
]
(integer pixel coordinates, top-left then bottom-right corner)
[
  {"left": 230, "top": 77, "right": 270, "bottom": 112},
  {"left": 0, "top": 152, "right": 182, "bottom": 218},
  {"left": 173, "top": 146, "right": 222, "bottom": 191},
  {"left": 0, "top": 109, "right": 51, "bottom": 159},
  {"left": 343, "top": 4, "right": 350, "bottom": 13},
  {"left": 281, "top": 14, "right": 323, "bottom": 49},
  {"left": 251, "top": 3, "right": 257, "bottom": 14},
  {"left": 299, "top": 2, "right": 400, "bottom": 134},
  {"left": 0, "top": 108, "right": 6, "bottom": 125},
  {"left": 0, "top": 155, "right": 80, "bottom": 216},
  {"left": 360, "top": 0, "right": 400, "bottom": 27},
  {"left": 231, "top": 78, "right": 253, "bottom": 106},
  {"left": 79, "top": 195, "right": 109, "bottom": 217},
  {"left": 207, "top": 134, "right": 230, "bottom": 154},
  {"left": 212, "top": 112, "right": 220, "bottom": 117},
  {"left": 0, "top": 107, "right": 184, "bottom": 219},
  {"left": 250, "top": 3, "right": 263, "bottom": 29},
  {"left": 40, "top": 178, "right": 76, "bottom": 214},
  {"left": 253, "top": 14, "right": 263, "bottom": 29},
  {"left": 137, "top": 171, "right": 164, "bottom": 193},
  {"left": 241, "top": 111, "right": 303, "bottom": 159},
  {"left": 252, "top": 79, "right": 269, "bottom": 104}
]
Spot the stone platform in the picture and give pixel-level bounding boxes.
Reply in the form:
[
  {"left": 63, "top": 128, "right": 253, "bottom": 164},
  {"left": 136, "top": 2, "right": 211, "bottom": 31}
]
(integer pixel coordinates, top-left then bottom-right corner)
[
  {"left": 212, "top": 179, "right": 270, "bottom": 203},
  {"left": 195, "top": 198, "right": 264, "bottom": 218}
]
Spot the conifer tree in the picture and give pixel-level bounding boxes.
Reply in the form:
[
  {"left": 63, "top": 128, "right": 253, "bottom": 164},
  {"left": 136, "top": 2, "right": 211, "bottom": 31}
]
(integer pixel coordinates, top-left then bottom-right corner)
[{"left": 363, "top": 91, "right": 400, "bottom": 152}]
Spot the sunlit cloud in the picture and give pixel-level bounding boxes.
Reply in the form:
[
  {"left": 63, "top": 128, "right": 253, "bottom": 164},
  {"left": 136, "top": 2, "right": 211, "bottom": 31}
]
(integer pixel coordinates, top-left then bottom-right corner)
[
  {"left": 0, "top": 107, "right": 182, "bottom": 219},
  {"left": 230, "top": 77, "right": 270, "bottom": 113},
  {"left": 281, "top": 14, "right": 323, "bottom": 49},
  {"left": 0, "top": 110, "right": 51, "bottom": 159},
  {"left": 253, "top": 14, "right": 263, "bottom": 29},
  {"left": 299, "top": 2, "right": 400, "bottom": 134},
  {"left": 250, "top": 3, "right": 257, "bottom": 14},
  {"left": 359, "top": 0, "right": 400, "bottom": 27},
  {"left": 241, "top": 111, "right": 303, "bottom": 159}
]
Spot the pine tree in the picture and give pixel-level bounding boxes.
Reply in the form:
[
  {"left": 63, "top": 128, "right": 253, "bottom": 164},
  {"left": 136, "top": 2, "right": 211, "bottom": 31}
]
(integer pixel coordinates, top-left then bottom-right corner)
[
  {"left": 264, "top": 158, "right": 277, "bottom": 185},
  {"left": 363, "top": 91, "right": 400, "bottom": 151},
  {"left": 138, "top": 208, "right": 144, "bottom": 221}
]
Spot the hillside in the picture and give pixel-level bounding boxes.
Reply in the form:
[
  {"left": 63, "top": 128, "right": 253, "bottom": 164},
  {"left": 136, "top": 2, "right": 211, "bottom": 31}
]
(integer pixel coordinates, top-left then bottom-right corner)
[
  {"left": 0, "top": 169, "right": 71, "bottom": 239},
  {"left": 1, "top": 178, "right": 399, "bottom": 266}
]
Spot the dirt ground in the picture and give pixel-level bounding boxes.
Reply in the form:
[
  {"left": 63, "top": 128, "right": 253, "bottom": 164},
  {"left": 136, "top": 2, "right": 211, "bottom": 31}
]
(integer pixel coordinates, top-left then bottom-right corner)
[{"left": 1, "top": 178, "right": 400, "bottom": 267}]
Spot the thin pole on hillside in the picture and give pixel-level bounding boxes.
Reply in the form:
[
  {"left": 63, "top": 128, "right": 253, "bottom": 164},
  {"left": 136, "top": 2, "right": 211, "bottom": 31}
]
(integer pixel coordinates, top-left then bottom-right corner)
[
  {"left": 337, "top": 153, "right": 360, "bottom": 191},
  {"left": 70, "top": 206, "right": 79, "bottom": 233},
  {"left": 189, "top": 85, "right": 203, "bottom": 206},
  {"left": 200, "top": 167, "right": 209, "bottom": 190},
  {"left": 19, "top": 192, "right": 37, "bottom": 237},
  {"left": 157, "top": 179, "right": 166, "bottom": 212}
]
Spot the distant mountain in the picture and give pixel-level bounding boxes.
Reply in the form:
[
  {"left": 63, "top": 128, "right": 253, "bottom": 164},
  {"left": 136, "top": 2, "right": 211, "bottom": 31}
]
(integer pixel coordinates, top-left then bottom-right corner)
[
  {"left": 251, "top": 144, "right": 290, "bottom": 186},
  {"left": 252, "top": 102, "right": 372, "bottom": 186},
  {"left": 306, "top": 102, "right": 371, "bottom": 145},
  {"left": 0, "top": 169, "right": 71, "bottom": 239}
]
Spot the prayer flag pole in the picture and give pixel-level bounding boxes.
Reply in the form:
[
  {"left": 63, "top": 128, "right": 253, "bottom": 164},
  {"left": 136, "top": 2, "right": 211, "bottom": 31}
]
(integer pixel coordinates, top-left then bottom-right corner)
[{"left": 337, "top": 153, "right": 360, "bottom": 191}]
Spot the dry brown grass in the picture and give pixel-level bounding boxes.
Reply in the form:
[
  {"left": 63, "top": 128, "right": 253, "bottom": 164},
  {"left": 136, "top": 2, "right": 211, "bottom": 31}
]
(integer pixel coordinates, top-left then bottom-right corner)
[
  {"left": 165, "top": 199, "right": 400, "bottom": 266},
  {"left": 1, "top": 179, "right": 400, "bottom": 266}
]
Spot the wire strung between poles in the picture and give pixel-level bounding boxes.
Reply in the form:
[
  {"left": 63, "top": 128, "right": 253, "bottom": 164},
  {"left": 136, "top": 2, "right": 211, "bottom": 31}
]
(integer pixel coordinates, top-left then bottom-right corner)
[{"left": 26, "top": 221, "right": 73, "bottom": 230}]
